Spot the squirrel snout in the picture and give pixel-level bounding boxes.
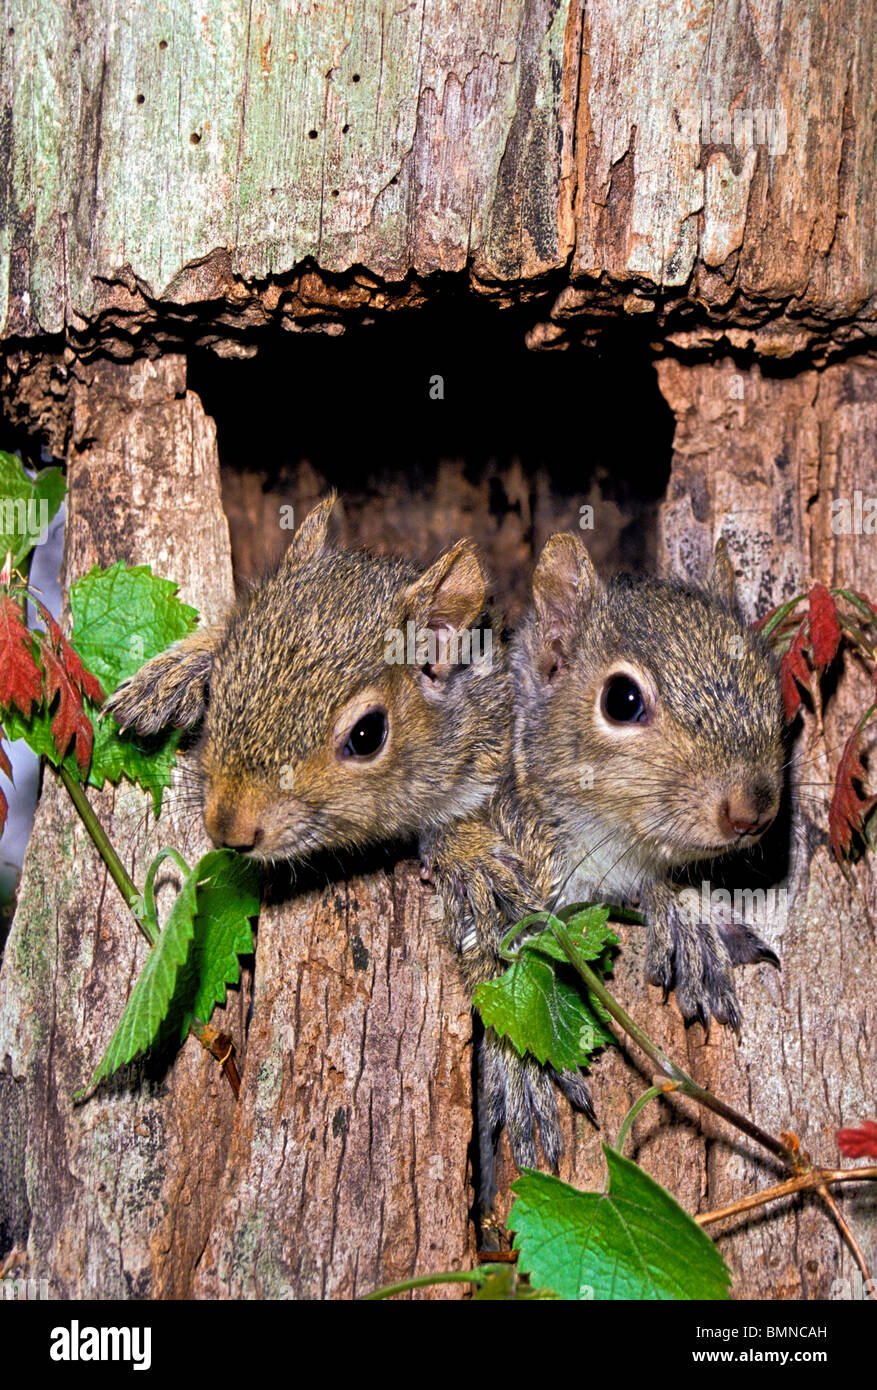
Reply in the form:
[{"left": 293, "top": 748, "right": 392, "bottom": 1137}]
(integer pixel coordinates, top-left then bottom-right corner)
[
  {"left": 717, "top": 782, "right": 778, "bottom": 843},
  {"left": 204, "top": 800, "right": 265, "bottom": 853}
]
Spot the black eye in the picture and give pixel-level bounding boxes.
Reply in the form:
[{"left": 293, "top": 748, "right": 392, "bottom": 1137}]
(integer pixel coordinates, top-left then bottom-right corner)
[
  {"left": 601, "top": 675, "right": 647, "bottom": 724},
  {"left": 341, "top": 708, "right": 388, "bottom": 758}
]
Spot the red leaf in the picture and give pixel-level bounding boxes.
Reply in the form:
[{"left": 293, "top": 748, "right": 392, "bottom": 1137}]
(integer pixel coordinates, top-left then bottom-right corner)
[
  {"left": 780, "top": 620, "right": 810, "bottom": 720},
  {"left": 0, "top": 726, "right": 11, "bottom": 783},
  {"left": 34, "top": 600, "right": 104, "bottom": 704},
  {"left": 59, "top": 635, "right": 104, "bottom": 704},
  {"left": 837, "top": 1120, "right": 877, "bottom": 1159},
  {"left": 0, "top": 786, "right": 6, "bottom": 835},
  {"left": 0, "top": 595, "right": 43, "bottom": 717},
  {"left": 41, "top": 642, "right": 94, "bottom": 770},
  {"left": 808, "top": 583, "right": 842, "bottom": 670},
  {"left": 828, "top": 724, "right": 877, "bottom": 860}
]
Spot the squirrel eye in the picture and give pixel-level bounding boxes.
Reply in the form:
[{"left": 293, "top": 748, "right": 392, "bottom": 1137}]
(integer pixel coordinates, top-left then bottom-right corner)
[
  {"left": 341, "top": 708, "right": 388, "bottom": 759},
  {"left": 601, "top": 675, "right": 647, "bottom": 724}
]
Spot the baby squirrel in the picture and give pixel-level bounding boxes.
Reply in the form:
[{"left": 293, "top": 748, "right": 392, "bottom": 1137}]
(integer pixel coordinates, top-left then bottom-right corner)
[
  {"left": 105, "top": 494, "right": 507, "bottom": 865},
  {"left": 107, "top": 495, "right": 557, "bottom": 1179},
  {"left": 426, "top": 531, "right": 785, "bottom": 1173},
  {"left": 107, "top": 495, "right": 540, "bottom": 1187}
]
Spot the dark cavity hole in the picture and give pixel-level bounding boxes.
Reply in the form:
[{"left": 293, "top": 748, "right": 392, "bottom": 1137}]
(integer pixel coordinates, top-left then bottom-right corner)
[{"left": 189, "top": 293, "right": 675, "bottom": 616}]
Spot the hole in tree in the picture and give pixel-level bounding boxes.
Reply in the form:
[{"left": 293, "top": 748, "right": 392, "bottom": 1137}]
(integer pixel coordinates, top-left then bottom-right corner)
[
  {"left": 190, "top": 132, "right": 201, "bottom": 145},
  {"left": 187, "top": 295, "right": 674, "bottom": 618}
]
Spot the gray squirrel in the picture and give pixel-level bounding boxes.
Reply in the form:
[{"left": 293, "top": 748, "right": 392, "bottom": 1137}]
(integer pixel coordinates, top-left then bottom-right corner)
[
  {"left": 425, "top": 530, "right": 785, "bottom": 1171},
  {"left": 105, "top": 494, "right": 506, "bottom": 860}
]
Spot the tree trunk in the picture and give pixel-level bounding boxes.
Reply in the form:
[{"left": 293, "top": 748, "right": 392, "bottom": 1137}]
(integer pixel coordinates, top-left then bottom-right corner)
[{"left": 2, "top": 0, "right": 876, "bottom": 1300}]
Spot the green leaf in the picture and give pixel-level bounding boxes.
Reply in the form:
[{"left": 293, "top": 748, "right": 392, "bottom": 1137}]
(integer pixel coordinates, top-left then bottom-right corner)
[
  {"left": 79, "top": 849, "right": 202, "bottom": 1094},
  {"left": 86, "top": 719, "right": 184, "bottom": 815},
  {"left": 473, "top": 907, "right": 616, "bottom": 1070},
  {"left": 68, "top": 562, "right": 199, "bottom": 694},
  {"left": 68, "top": 563, "right": 199, "bottom": 810},
  {"left": 510, "top": 1148, "right": 732, "bottom": 1301},
  {"left": 77, "top": 850, "right": 261, "bottom": 1095},
  {"left": 177, "top": 851, "right": 261, "bottom": 1039},
  {"left": 0, "top": 451, "right": 65, "bottom": 567}
]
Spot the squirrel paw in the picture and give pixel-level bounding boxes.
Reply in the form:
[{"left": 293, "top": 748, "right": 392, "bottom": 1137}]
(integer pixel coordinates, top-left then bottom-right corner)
[
  {"left": 645, "top": 907, "right": 741, "bottom": 1031},
  {"left": 714, "top": 917, "right": 780, "bottom": 969},
  {"left": 644, "top": 883, "right": 780, "bottom": 1030},
  {"left": 479, "top": 1030, "right": 594, "bottom": 1172}
]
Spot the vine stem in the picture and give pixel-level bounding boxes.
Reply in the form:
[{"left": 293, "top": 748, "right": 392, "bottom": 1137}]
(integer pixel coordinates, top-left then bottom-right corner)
[
  {"left": 57, "top": 764, "right": 156, "bottom": 946},
  {"left": 361, "top": 1267, "right": 502, "bottom": 1300},
  {"left": 696, "top": 1167, "right": 877, "bottom": 1228},
  {"left": 547, "top": 915, "right": 798, "bottom": 1169},
  {"left": 615, "top": 1086, "right": 666, "bottom": 1155}
]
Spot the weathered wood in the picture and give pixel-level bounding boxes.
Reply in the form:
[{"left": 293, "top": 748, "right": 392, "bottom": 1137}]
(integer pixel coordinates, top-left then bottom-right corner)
[
  {"left": 195, "top": 866, "right": 474, "bottom": 1300},
  {"left": 0, "top": 355, "right": 474, "bottom": 1297},
  {"left": 0, "top": 354, "right": 239, "bottom": 1297},
  {"left": 2, "top": 1, "right": 875, "bottom": 360}
]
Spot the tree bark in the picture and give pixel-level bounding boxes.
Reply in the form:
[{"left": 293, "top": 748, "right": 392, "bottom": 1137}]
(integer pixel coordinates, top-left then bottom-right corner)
[{"left": 2, "top": 1, "right": 874, "bottom": 360}]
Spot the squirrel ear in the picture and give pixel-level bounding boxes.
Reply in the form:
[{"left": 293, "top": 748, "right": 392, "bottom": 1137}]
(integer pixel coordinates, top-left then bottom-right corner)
[
  {"left": 532, "top": 532, "right": 600, "bottom": 647},
  {"left": 403, "top": 539, "right": 487, "bottom": 634},
  {"left": 102, "top": 627, "right": 218, "bottom": 735},
  {"left": 283, "top": 491, "right": 337, "bottom": 568},
  {"left": 708, "top": 536, "right": 739, "bottom": 609}
]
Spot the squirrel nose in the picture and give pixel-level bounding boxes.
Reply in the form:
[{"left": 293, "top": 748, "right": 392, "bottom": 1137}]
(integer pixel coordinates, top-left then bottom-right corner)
[
  {"left": 204, "top": 803, "right": 264, "bottom": 853},
  {"left": 717, "top": 784, "right": 776, "bottom": 842}
]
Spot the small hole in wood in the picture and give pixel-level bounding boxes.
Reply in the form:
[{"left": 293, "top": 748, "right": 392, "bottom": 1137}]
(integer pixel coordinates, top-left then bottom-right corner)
[
  {"left": 135, "top": 94, "right": 145, "bottom": 105},
  {"left": 389, "top": 177, "right": 398, "bottom": 186},
  {"left": 308, "top": 129, "right": 318, "bottom": 139},
  {"left": 7, "top": 26, "right": 14, "bottom": 36},
  {"left": 159, "top": 39, "right": 168, "bottom": 49},
  {"left": 352, "top": 73, "right": 360, "bottom": 82},
  {"left": 342, "top": 124, "right": 350, "bottom": 134},
  {"left": 331, "top": 189, "right": 339, "bottom": 197},
  {"left": 190, "top": 132, "right": 201, "bottom": 145}
]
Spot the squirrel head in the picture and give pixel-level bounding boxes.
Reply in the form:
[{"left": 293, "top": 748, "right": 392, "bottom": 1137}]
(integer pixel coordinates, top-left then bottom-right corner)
[
  {"left": 512, "top": 532, "right": 784, "bottom": 882},
  {"left": 105, "top": 495, "right": 507, "bottom": 860}
]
